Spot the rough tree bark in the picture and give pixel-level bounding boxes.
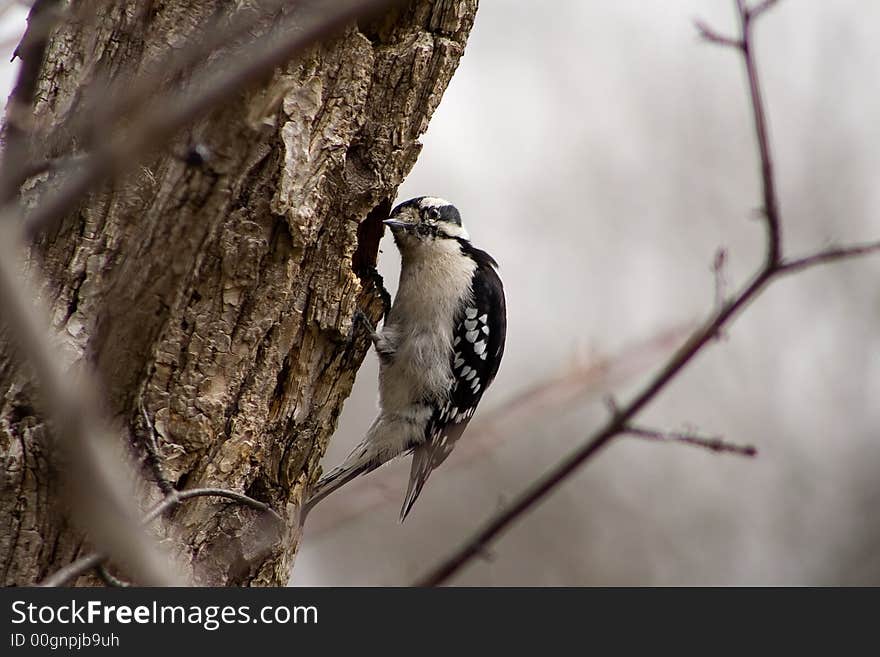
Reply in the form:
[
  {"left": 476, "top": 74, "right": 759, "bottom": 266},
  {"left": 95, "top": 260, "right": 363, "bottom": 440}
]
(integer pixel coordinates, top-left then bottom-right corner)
[{"left": 0, "top": 0, "right": 478, "bottom": 586}]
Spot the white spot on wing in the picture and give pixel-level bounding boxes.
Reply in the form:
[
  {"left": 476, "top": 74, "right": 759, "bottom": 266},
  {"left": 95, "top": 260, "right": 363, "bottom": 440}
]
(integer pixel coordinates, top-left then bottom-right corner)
[
  {"left": 419, "top": 196, "right": 451, "bottom": 210},
  {"left": 464, "top": 319, "right": 477, "bottom": 331},
  {"left": 454, "top": 356, "right": 464, "bottom": 368},
  {"left": 479, "top": 314, "right": 488, "bottom": 323},
  {"left": 481, "top": 325, "right": 489, "bottom": 335},
  {"left": 473, "top": 340, "right": 486, "bottom": 355},
  {"left": 461, "top": 366, "right": 472, "bottom": 377},
  {"left": 466, "top": 330, "right": 478, "bottom": 343},
  {"left": 465, "top": 308, "right": 478, "bottom": 319}
]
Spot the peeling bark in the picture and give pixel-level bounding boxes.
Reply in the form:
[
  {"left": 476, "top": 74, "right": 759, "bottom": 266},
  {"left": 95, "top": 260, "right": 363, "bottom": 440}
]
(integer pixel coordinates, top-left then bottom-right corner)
[{"left": 0, "top": 0, "right": 478, "bottom": 586}]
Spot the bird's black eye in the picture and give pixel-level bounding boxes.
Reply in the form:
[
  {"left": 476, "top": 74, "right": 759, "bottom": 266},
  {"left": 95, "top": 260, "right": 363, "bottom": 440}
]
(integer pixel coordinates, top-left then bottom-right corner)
[{"left": 425, "top": 207, "right": 441, "bottom": 221}]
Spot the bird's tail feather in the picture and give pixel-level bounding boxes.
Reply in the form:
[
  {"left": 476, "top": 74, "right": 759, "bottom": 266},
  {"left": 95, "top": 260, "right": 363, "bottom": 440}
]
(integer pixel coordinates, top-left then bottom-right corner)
[
  {"left": 303, "top": 413, "right": 428, "bottom": 523},
  {"left": 400, "top": 420, "right": 471, "bottom": 521},
  {"left": 400, "top": 444, "right": 432, "bottom": 522},
  {"left": 302, "top": 458, "right": 378, "bottom": 520}
]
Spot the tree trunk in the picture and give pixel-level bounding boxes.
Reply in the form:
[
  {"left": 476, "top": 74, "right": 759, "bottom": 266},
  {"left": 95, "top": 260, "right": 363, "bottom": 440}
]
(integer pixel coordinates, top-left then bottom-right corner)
[{"left": 0, "top": 0, "right": 478, "bottom": 586}]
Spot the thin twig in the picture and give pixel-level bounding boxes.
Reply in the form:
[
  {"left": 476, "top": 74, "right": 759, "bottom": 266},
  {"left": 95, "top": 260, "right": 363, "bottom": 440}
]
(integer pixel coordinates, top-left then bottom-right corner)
[
  {"left": 39, "top": 553, "right": 105, "bottom": 587},
  {"left": 142, "top": 487, "right": 285, "bottom": 525},
  {"left": 712, "top": 247, "right": 728, "bottom": 308},
  {"left": 140, "top": 402, "right": 174, "bottom": 496},
  {"left": 694, "top": 20, "right": 742, "bottom": 49},
  {"left": 624, "top": 425, "right": 757, "bottom": 458},
  {"left": 414, "top": 273, "right": 771, "bottom": 587},
  {"left": 712, "top": 248, "right": 729, "bottom": 339},
  {"left": 40, "top": 487, "right": 283, "bottom": 586},
  {"left": 415, "top": 0, "right": 877, "bottom": 587},
  {"left": 739, "top": 0, "right": 782, "bottom": 266},
  {"left": 777, "top": 241, "right": 880, "bottom": 275},
  {"left": 16, "top": 153, "right": 88, "bottom": 182},
  {"left": 749, "top": 0, "right": 780, "bottom": 19},
  {"left": 95, "top": 564, "right": 130, "bottom": 587}
]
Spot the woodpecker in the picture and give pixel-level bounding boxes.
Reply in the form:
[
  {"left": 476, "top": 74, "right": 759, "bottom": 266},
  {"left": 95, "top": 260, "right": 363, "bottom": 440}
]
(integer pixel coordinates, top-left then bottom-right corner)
[{"left": 304, "top": 196, "right": 507, "bottom": 521}]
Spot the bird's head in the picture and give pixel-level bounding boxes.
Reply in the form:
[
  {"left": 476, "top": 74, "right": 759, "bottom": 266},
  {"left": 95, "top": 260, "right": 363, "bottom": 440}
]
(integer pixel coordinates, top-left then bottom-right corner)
[{"left": 384, "top": 197, "right": 470, "bottom": 251}]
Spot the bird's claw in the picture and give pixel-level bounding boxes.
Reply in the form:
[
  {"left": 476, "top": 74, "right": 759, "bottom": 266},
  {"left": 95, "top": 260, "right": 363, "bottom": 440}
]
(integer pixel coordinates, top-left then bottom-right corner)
[
  {"left": 363, "top": 266, "right": 391, "bottom": 319},
  {"left": 353, "top": 308, "right": 376, "bottom": 335}
]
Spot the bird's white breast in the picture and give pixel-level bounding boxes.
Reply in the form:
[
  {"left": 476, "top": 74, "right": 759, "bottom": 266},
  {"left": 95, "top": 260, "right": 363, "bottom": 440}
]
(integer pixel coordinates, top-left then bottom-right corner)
[{"left": 378, "top": 239, "right": 476, "bottom": 413}]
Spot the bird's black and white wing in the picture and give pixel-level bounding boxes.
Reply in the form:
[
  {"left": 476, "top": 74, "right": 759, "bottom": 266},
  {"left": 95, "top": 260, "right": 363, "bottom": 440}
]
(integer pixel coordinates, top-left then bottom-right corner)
[{"left": 401, "top": 246, "right": 506, "bottom": 520}]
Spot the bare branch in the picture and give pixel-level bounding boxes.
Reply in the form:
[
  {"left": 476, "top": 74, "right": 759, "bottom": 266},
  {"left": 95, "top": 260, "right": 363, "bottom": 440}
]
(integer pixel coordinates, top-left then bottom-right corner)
[
  {"left": 95, "top": 564, "right": 130, "bottom": 588},
  {"left": 776, "top": 241, "right": 880, "bottom": 275},
  {"left": 713, "top": 246, "right": 728, "bottom": 303},
  {"left": 142, "top": 488, "right": 284, "bottom": 525},
  {"left": 15, "top": 153, "right": 88, "bottom": 182},
  {"left": 624, "top": 425, "right": 757, "bottom": 458},
  {"left": 737, "top": 2, "right": 782, "bottom": 266},
  {"left": 694, "top": 20, "right": 743, "bottom": 49},
  {"left": 40, "top": 486, "right": 282, "bottom": 586},
  {"left": 700, "top": 1, "right": 781, "bottom": 265},
  {"left": 140, "top": 402, "right": 174, "bottom": 496},
  {"left": 39, "top": 553, "right": 105, "bottom": 588},
  {"left": 603, "top": 394, "right": 620, "bottom": 418},
  {"left": 414, "top": 273, "right": 770, "bottom": 587},
  {"left": 711, "top": 248, "right": 730, "bottom": 339},
  {"left": 748, "top": 0, "right": 780, "bottom": 20}
]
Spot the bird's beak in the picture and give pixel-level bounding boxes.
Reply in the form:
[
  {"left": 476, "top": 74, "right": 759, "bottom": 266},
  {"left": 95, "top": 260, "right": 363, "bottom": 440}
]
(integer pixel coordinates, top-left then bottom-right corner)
[{"left": 383, "top": 219, "right": 408, "bottom": 230}]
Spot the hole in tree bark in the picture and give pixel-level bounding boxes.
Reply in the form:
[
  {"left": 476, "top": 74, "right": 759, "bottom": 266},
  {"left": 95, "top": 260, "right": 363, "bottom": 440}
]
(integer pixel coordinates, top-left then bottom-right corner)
[
  {"left": 175, "top": 470, "right": 190, "bottom": 491},
  {"left": 351, "top": 197, "right": 392, "bottom": 279}
]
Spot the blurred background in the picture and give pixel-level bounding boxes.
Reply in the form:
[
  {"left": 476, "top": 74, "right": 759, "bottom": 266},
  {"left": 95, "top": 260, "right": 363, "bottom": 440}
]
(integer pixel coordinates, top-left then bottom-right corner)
[{"left": 4, "top": 1, "right": 879, "bottom": 585}]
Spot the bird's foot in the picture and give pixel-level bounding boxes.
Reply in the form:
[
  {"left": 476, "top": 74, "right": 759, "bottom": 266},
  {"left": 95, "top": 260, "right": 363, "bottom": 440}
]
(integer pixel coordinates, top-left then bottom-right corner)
[{"left": 363, "top": 266, "right": 391, "bottom": 319}]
